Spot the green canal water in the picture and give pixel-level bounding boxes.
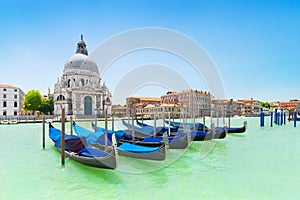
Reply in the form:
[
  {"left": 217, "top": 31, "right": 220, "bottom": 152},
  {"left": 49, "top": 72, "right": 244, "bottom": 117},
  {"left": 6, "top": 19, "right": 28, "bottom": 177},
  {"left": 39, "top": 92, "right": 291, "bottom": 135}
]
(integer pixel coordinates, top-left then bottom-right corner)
[{"left": 0, "top": 117, "right": 299, "bottom": 199}]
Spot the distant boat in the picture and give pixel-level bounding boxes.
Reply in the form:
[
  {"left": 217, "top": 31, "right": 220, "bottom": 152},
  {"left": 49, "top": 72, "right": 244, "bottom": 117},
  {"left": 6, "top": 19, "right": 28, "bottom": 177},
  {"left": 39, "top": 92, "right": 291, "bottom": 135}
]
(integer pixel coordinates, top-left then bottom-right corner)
[
  {"left": 164, "top": 120, "right": 227, "bottom": 139},
  {"left": 0, "top": 120, "right": 9, "bottom": 124},
  {"left": 9, "top": 119, "right": 18, "bottom": 124},
  {"left": 165, "top": 120, "right": 246, "bottom": 134},
  {"left": 0, "top": 119, "right": 18, "bottom": 125},
  {"left": 49, "top": 123, "right": 117, "bottom": 169}
]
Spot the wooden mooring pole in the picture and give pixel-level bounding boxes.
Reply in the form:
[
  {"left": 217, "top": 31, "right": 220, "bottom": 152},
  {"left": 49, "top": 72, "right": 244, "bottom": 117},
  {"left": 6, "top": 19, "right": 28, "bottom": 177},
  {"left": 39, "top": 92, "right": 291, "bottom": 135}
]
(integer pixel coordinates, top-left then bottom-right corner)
[
  {"left": 141, "top": 112, "right": 144, "bottom": 127},
  {"left": 112, "top": 113, "right": 114, "bottom": 131},
  {"left": 70, "top": 116, "right": 73, "bottom": 135},
  {"left": 105, "top": 108, "right": 108, "bottom": 146},
  {"left": 94, "top": 115, "right": 97, "bottom": 133},
  {"left": 203, "top": 114, "right": 206, "bottom": 132},
  {"left": 61, "top": 108, "right": 65, "bottom": 166},
  {"left": 131, "top": 114, "right": 135, "bottom": 143},
  {"left": 42, "top": 116, "right": 45, "bottom": 149},
  {"left": 168, "top": 112, "right": 171, "bottom": 136}
]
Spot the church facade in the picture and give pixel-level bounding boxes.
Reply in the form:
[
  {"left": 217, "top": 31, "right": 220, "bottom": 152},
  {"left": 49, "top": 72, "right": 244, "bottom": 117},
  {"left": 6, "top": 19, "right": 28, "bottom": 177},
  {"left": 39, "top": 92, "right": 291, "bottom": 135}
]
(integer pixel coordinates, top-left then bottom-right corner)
[{"left": 53, "top": 36, "right": 111, "bottom": 117}]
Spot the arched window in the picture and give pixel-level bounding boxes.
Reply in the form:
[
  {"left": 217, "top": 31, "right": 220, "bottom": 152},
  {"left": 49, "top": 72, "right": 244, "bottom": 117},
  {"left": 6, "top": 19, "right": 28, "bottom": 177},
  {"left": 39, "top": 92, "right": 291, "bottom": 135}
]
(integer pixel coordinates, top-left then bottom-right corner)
[
  {"left": 67, "top": 79, "right": 71, "bottom": 88},
  {"left": 81, "top": 79, "right": 85, "bottom": 86},
  {"left": 3, "top": 101, "right": 6, "bottom": 107},
  {"left": 3, "top": 111, "right": 6, "bottom": 116},
  {"left": 84, "top": 96, "right": 92, "bottom": 115},
  {"left": 14, "top": 102, "right": 18, "bottom": 107},
  {"left": 57, "top": 95, "right": 65, "bottom": 101}
]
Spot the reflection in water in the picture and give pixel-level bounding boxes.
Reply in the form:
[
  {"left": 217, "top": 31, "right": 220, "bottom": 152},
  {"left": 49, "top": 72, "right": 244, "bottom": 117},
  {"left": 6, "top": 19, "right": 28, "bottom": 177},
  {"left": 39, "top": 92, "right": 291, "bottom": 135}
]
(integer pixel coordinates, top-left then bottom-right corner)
[{"left": 71, "top": 161, "right": 122, "bottom": 184}]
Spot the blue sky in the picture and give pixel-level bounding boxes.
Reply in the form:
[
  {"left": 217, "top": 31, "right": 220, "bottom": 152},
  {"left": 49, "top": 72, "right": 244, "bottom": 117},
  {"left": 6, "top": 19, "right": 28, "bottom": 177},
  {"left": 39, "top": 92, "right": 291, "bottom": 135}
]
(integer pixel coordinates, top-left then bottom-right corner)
[{"left": 1, "top": 0, "right": 299, "bottom": 104}]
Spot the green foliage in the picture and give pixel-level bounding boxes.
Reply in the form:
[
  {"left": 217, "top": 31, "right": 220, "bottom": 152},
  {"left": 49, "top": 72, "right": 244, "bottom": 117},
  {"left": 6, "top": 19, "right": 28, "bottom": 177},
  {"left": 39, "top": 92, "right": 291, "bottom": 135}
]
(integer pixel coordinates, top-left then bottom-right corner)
[
  {"left": 24, "top": 90, "right": 54, "bottom": 115},
  {"left": 259, "top": 101, "right": 273, "bottom": 109},
  {"left": 24, "top": 90, "right": 42, "bottom": 114},
  {"left": 39, "top": 98, "right": 54, "bottom": 114}
]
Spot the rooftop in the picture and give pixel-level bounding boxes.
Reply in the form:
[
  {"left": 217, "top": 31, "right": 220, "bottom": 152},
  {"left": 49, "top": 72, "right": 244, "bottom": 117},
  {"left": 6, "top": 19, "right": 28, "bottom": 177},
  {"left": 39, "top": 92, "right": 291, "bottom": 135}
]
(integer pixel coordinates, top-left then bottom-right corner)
[
  {"left": 129, "top": 96, "right": 161, "bottom": 101},
  {"left": 0, "top": 84, "right": 17, "bottom": 89}
]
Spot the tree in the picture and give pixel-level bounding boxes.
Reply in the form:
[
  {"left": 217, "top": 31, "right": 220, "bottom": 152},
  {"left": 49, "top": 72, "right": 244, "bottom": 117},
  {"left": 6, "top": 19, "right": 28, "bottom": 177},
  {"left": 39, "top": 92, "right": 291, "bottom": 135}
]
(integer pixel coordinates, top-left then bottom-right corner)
[
  {"left": 24, "top": 90, "right": 42, "bottom": 114},
  {"left": 39, "top": 98, "right": 54, "bottom": 114},
  {"left": 259, "top": 101, "right": 273, "bottom": 109}
]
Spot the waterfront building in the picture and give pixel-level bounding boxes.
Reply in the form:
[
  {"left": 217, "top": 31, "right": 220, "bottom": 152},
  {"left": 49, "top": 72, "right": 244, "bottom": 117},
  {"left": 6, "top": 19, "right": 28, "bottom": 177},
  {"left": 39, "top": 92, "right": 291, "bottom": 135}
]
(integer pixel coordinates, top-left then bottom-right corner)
[
  {"left": 211, "top": 98, "right": 224, "bottom": 117},
  {"left": 158, "top": 103, "right": 180, "bottom": 114},
  {"left": 297, "top": 102, "right": 300, "bottom": 115},
  {"left": 0, "top": 84, "right": 25, "bottom": 117},
  {"left": 53, "top": 36, "right": 111, "bottom": 117},
  {"left": 126, "top": 96, "right": 161, "bottom": 116},
  {"left": 238, "top": 99, "right": 261, "bottom": 117},
  {"left": 211, "top": 99, "right": 242, "bottom": 117},
  {"left": 112, "top": 105, "right": 126, "bottom": 118},
  {"left": 278, "top": 100, "right": 300, "bottom": 111},
  {"left": 224, "top": 99, "right": 240, "bottom": 116},
  {"left": 270, "top": 101, "right": 280, "bottom": 108},
  {"left": 161, "top": 90, "right": 211, "bottom": 117},
  {"left": 237, "top": 101, "right": 243, "bottom": 116}
]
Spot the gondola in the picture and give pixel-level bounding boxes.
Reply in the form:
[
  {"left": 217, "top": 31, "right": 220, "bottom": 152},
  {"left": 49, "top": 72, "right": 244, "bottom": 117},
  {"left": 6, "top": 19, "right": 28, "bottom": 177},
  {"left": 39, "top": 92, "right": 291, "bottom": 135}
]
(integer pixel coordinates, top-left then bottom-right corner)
[
  {"left": 121, "top": 119, "right": 166, "bottom": 138},
  {"left": 216, "top": 121, "right": 247, "bottom": 133},
  {"left": 165, "top": 119, "right": 245, "bottom": 134},
  {"left": 121, "top": 119, "right": 190, "bottom": 149},
  {"left": 136, "top": 119, "right": 179, "bottom": 133},
  {"left": 92, "top": 122, "right": 165, "bottom": 148},
  {"left": 73, "top": 123, "right": 166, "bottom": 161},
  {"left": 164, "top": 120, "right": 210, "bottom": 132},
  {"left": 136, "top": 120, "right": 213, "bottom": 141},
  {"left": 49, "top": 123, "right": 117, "bottom": 169},
  {"left": 163, "top": 120, "right": 227, "bottom": 139}
]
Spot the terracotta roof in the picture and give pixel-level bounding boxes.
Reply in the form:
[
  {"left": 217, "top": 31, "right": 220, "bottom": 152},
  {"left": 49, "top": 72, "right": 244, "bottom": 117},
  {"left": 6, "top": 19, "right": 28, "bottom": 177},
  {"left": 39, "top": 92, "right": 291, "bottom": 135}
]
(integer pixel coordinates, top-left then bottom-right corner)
[
  {"left": 0, "top": 84, "right": 17, "bottom": 89},
  {"left": 128, "top": 96, "right": 160, "bottom": 101},
  {"left": 139, "top": 97, "right": 160, "bottom": 101}
]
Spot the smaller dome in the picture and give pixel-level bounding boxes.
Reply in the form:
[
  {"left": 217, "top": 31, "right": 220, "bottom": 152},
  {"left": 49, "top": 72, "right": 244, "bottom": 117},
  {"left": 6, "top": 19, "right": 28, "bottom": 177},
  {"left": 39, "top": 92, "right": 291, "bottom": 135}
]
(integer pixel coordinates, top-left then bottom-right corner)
[{"left": 64, "top": 53, "right": 99, "bottom": 74}]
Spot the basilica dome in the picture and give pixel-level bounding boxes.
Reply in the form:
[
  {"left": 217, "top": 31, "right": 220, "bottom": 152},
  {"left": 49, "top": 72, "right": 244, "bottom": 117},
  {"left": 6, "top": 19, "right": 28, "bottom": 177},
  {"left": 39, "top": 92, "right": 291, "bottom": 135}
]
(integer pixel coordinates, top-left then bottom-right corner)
[
  {"left": 63, "top": 35, "right": 99, "bottom": 74},
  {"left": 64, "top": 53, "right": 99, "bottom": 74}
]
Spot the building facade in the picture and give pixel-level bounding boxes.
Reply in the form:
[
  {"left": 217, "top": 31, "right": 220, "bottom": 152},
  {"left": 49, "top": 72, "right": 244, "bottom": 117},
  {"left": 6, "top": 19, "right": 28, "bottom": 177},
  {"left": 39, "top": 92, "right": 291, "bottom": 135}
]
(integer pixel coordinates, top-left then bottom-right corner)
[
  {"left": 53, "top": 36, "right": 111, "bottom": 117},
  {"left": 161, "top": 90, "right": 211, "bottom": 117},
  {"left": 278, "top": 100, "right": 300, "bottom": 111},
  {"left": 238, "top": 99, "right": 261, "bottom": 117},
  {"left": 211, "top": 98, "right": 225, "bottom": 117},
  {"left": 126, "top": 96, "right": 161, "bottom": 116},
  {"left": 112, "top": 105, "right": 126, "bottom": 118},
  {"left": 0, "top": 84, "right": 25, "bottom": 117}
]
